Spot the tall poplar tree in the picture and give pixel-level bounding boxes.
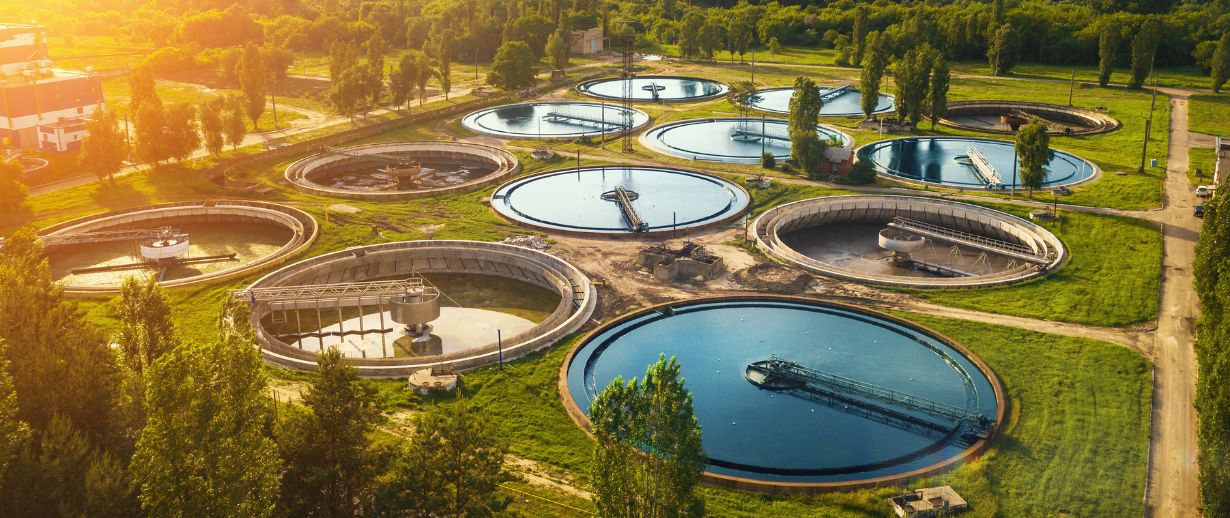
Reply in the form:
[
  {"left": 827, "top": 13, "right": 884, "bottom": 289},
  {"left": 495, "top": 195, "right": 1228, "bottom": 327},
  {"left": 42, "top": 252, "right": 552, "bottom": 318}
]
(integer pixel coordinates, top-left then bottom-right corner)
[
  {"left": 237, "top": 45, "right": 267, "bottom": 129},
  {"left": 860, "top": 35, "right": 888, "bottom": 120},
  {"left": 590, "top": 355, "right": 704, "bottom": 518},
  {"left": 1129, "top": 19, "right": 1160, "bottom": 90},
  {"left": 929, "top": 55, "right": 951, "bottom": 129},
  {"left": 787, "top": 76, "right": 825, "bottom": 175},
  {"left": 1211, "top": 31, "right": 1230, "bottom": 93},
  {"left": 1015, "top": 118, "right": 1052, "bottom": 196},
  {"left": 1098, "top": 22, "right": 1119, "bottom": 87},
  {"left": 79, "top": 110, "right": 126, "bottom": 182}
]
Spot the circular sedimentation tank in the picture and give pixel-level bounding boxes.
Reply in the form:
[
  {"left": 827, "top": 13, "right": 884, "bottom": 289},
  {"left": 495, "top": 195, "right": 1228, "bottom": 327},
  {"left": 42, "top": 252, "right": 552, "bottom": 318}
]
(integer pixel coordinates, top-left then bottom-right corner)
[
  {"left": 640, "top": 117, "right": 853, "bottom": 163},
  {"left": 576, "top": 76, "right": 729, "bottom": 102},
  {"left": 489, "top": 166, "right": 750, "bottom": 236},
  {"left": 247, "top": 240, "right": 596, "bottom": 377},
  {"left": 40, "top": 201, "right": 318, "bottom": 296},
  {"left": 754, "top": 195, "right": 1066, "bottom": 287},
  {"left": 284, "top": 142, "right": 521, "bottom": 200},
  {"left": 745, "top": 86, "right": 895, "bottom": 117},
  {"left": 461, "top": 102, "right": 650, "bottom": 139},
  {"left": 857, "top": 136, "right": 1098, "bottom": 189},
  {"left": 938, "top": 100, "right": 1120, "bottom": 136},
  {"left": 561, "top": 296, "right": 1004, "bottom": 490}
]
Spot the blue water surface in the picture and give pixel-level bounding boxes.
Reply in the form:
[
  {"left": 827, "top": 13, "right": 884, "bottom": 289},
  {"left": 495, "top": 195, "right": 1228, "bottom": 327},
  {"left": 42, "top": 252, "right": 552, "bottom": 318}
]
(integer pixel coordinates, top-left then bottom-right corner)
[{"left": 565, "top": 299, "right": 999, "bottom": 483}]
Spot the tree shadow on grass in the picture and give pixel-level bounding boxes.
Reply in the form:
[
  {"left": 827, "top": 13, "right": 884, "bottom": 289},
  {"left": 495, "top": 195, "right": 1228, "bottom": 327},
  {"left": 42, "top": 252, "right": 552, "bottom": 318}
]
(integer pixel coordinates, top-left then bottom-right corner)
[
  {"left": 89, "top": 180, "right": 149, "bottom": 210},
  {"left": 0, "top": 204, "right": 35, "bottom": 232}
]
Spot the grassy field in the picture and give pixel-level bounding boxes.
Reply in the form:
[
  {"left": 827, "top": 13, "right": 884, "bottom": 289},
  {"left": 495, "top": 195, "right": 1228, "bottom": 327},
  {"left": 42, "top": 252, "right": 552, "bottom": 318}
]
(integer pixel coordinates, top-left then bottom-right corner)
[
  {"left": 1189, "top": 94, "right": 1230, "bottom": 137},
  {"left": 1190, "top": 147, "right": 1217, "bottom": 186},
  {"left": 905, "top": 205, "right": 1162, "bottom": 327},
  {"left": 298, "top": 312, "right": 1150, "bottom": 517}
]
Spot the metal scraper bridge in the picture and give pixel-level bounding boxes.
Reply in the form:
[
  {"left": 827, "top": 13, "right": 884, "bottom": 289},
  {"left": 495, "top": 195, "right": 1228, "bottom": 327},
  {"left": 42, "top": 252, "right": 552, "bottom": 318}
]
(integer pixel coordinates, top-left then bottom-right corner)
[{"left": 746, "top": 356, "right": 992, "bottom": 435}]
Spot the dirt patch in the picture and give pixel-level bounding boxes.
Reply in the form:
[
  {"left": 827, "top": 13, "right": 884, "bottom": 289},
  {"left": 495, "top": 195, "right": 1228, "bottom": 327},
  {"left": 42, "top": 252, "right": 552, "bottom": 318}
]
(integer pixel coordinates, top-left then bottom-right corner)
[{"left": 728, "top": 263, "right": 813, "bottom": 293}]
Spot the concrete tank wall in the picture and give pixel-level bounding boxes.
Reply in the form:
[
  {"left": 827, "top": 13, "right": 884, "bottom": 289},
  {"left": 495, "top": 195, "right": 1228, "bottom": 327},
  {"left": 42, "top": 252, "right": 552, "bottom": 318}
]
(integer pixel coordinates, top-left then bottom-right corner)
[
  {"left": 246, "top": 240, "right": 596, "bottom": 378},
  {"left": 754, "top": 195, "right": 1067, "bottom": 288}
]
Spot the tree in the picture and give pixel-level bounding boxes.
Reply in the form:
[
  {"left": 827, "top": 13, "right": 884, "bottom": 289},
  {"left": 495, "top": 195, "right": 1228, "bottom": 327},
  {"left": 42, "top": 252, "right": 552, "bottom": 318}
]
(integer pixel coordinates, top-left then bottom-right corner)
[
  {"left": 388, "top": 54, "right": 417, "bottom": 110},
  {"left": 375, "top": 397, "right": 508, "bottom": 517},
  {"left": 199, "top": 97, "right": 226, "bottom": 156},
  {"left": 767, "top": 37, "right": 781, "bottom": 58},
  {"left": 589, "top": 355, "right": 704, "bottom": 517},
  {"left": 262, "top": 46, "right": 294, "bottom": 130},
  {"left": 0, "top": 159, "right": 29, "bottom": 214},
  {"left": 131, "top": 298, "right": 281, "bottom": 518},
  {"left": 0, "top": 229, "right": 119, "bottom": 443},
  {"left": 698, "top": 14, "right": 724, "bottom": 60},
  {"left": 860, "top": 37, "right": 888, "bottom": 120},
  {"left": 1129, "top": 19, "right": 1160, "bottom": 90},
  {"left": 1016, "top": 118, "right": 1052, "bottom": 195},
  {"left": 987, "top": 24, "right": 1019, "bottom": 76},
  {"left": 1193, "top": 178, "right": 1230, "bottom": 516},
  {"left": 431, "top": 31, "right": 454, "bottom": 99},
  {"left": 411, "top": 57, "right": 433, "bottom": 107},
  {"left": 162, "top": 104, "right": 200, "bottom": 163},
  {"left": 277, "top": 348, "right": 383, "bottom": 517},
  {"left": 929, "top": 55, "right": 951, "bottom": 129},
  {"left": 328, "top": 40, "right": 360, "bottom": 81},
  {"left": 894, "top": 45, "right": 935, "bottom": 127},
  {"left": 0, "top": 340, "right": 29, "bottom": 485},
  {"left": 726, "top": 8, "right": 756, "bottom": 62},
  {"left": 116, "top": 277, "right": 177, "bottom": 371},
  {"left": 365, "top": 35, "right": 385, "bottom": 105},
  {"left": 728, "top": 81, "right": 756, "bottom": 118},
  {"left": 1212, "top": 32, "right": 1230, "bottom": 93},
  {"left": 787, "top": 76, "right": 825, "bottom": 174},
  {"left": 1098, "top": 22, "right": 1119, "bottom": 87},
  {"left": 546, "top": 29, "right": 568, "bottom": 70},
  {"left": 678, "top": 10, "right": 704, "bottom": 59},
  {"left": 132, "top": 103, "right": 166, "bottom": 165},
  {"left": 223, "top": 96, "right": 247, "bottom": 149},
  {"left": 487, "top": 40, "right": 536, "bottom": 90},
  {"left": 852, "top": 6, "right": 869, "bottom": 65},
  {"left": 330, "top": 66, "right": 368, "bottom": 119},
  {"left": 128, "top": 66, "right": 160, "bottom": 117},
  {"left": 79, "top": 110, "right": 126, "bottom": 182},
  {"left": 237, "top": 45, "right": 267, "bottom": 129}
]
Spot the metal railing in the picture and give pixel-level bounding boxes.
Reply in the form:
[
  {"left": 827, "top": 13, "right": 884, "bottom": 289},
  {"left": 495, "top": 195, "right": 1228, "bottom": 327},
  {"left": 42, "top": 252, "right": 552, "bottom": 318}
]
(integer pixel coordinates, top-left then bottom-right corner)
[
  {"left": 234, "top": 279, "right": 435, "bottom": 303},
  {"left": 888, "top": 217, "right": 1049, "bottom": 263}
]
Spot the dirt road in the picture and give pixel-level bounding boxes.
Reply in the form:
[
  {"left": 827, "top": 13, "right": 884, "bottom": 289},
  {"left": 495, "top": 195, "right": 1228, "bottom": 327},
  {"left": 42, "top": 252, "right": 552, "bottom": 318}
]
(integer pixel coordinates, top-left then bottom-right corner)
[{"left": 1144, "top": 89, "right": 1202, "bottom": 518}]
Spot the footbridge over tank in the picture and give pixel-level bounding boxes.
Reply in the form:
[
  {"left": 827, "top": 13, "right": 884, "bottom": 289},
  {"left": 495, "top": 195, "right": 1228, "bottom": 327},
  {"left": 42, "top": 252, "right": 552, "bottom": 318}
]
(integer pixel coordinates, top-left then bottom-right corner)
[
  {"left": 887, "top": 217, "right": 1052, "bottom": 264},
  {"left": 746, "top": 357, "right": 992, "bottom": 437}
]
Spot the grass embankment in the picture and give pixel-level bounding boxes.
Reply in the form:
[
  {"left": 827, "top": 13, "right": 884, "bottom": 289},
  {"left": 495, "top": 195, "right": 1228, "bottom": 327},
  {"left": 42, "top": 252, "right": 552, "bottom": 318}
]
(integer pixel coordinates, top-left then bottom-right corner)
[
  {"left": 306, "top": 313, "right": 1150, "bottom": 517},
  {"left": 1188, "top": 94, "right": 1230, "bottom": 137},
  {"left": 905, "top": 205, "right": 1162, "bottom": 327}
]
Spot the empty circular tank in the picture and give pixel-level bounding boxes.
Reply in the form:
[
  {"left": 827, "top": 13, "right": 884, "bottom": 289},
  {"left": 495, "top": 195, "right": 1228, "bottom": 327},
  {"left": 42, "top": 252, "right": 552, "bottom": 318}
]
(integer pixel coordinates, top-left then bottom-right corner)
[
  {"left": 938, "top": 100, "right": 1120, "bottom": 136},
  {"left": 561, "top": 296, "right": 1004, "bottom": 491},
  {"left": 576, "top": 76, "right": 729, "bottom": 102},
  {"left": 462, "top": 102, "right": 650, "bottom": 139},
  {"left": 857, "top": 136, "right": 1098, "bottom": 189},
  {"left": 284, "top": 142, "right": 521, "bottom": 200},
  {"left": 745, "top": 86, "right": 895, "bottom": 117},
  {"left": 640, "top": 117, "right": 853, "bottom": 163},
  {"left": 489, "top": 166, "right": 750, "bottom": 236},
  {"left": 754, "top": 195, "right": 1067, "bottom": 287},
  {"left": 246, "top": 240, "right": 596, "bottom": 377},
  {"left": 39, "top": 201, "right": 318, "bottom": 296}
]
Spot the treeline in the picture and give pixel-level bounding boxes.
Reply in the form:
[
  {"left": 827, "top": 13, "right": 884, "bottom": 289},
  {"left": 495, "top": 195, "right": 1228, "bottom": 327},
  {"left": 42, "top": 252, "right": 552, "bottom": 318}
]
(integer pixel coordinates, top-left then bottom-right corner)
[
  {"left": 0, "top": 233, "right": 511, "bottom": 517},
  {"left": 1194, "top": 190, "right": 1230, "bottom": 516}
]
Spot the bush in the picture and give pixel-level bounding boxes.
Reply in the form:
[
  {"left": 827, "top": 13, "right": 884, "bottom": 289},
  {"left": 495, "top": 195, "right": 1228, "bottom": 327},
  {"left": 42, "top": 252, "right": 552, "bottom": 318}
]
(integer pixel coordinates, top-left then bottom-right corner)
[
  {"left": 846, "top": 159, "right": 877, "bottom": 185},
  {"left": 761, "top": 152, "right": 776, "bottom": 168}
]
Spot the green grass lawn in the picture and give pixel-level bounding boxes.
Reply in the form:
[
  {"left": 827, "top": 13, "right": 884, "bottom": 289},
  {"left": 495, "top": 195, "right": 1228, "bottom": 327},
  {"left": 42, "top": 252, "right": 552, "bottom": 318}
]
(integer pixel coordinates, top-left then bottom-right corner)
[
  {"left": 905, "top": 204, "right": 1162, "bottom": 327},
  {"left": 1188, "top": 94, "right": 1230, "bottom": 137},
  {"left": 1190, "top": 147, "right": 1217, "bottom": 186},
  {"left": 294, "top": 312, "right": 1149, "bottom": 517},
  {"left": 950, "top": 61, "right": 1215, "bottom": 91}
]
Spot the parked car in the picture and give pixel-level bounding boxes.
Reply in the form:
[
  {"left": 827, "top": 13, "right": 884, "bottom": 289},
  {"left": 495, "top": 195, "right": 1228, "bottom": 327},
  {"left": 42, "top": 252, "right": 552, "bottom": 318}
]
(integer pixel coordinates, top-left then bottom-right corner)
[
  {"left": 1195, "top": 204, "right": 1205, "bottom": 218},
  {"left": 1196, "top": 185, "right": 1211, "bottom": 198}
]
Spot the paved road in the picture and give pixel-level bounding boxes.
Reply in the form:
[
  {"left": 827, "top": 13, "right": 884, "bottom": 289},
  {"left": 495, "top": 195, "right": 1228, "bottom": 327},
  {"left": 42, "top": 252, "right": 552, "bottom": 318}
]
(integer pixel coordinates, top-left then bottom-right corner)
[{"left": 1145, "top": 89, "right": 1202, "bottom": 518}]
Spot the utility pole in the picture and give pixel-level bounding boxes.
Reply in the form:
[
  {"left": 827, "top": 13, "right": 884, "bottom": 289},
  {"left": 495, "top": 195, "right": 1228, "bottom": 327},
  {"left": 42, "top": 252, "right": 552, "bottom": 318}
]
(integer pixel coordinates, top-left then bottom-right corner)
[
  {"left": 1139, "top": 57, "right": 1157, "bottom": 174},
  {"left": 1067, "top": 68, "right": 1075, "bottom": 106}
]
